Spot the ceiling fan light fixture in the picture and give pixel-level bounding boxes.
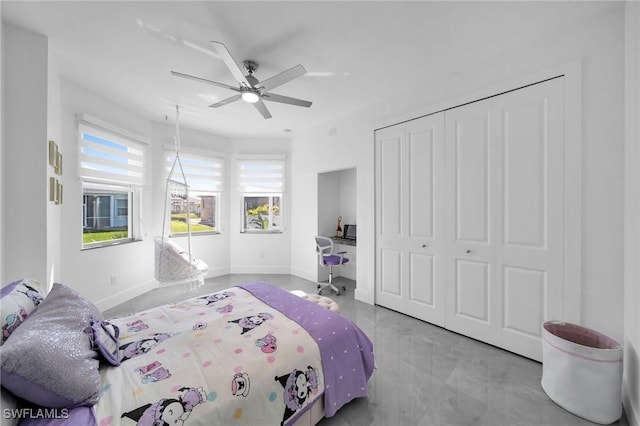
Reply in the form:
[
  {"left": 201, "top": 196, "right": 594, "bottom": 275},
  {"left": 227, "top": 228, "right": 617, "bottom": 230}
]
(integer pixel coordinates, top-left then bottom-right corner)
[{"left": 242, "top": 91, "right": 260, "bottom": 103}]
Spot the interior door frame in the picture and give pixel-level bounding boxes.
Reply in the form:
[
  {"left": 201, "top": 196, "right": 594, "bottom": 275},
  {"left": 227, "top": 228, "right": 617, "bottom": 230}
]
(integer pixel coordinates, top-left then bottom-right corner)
[{"left": 373, "top": 59, "right": 583, "bottom": 324}]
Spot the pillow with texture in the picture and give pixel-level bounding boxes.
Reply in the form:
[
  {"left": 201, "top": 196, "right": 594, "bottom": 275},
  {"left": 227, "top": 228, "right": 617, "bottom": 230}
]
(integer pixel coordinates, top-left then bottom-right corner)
[
  {"left": 1, "top": 279, "right": 46, "bottom": 345},
  {"left": 0, "top": 283, "right": 101, "bottom": 408}
]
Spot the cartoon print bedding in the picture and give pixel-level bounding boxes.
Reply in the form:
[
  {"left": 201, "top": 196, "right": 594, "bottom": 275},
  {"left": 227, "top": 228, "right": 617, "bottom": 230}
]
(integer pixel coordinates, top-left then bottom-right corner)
[{"left": 84, "top": 281, "right": 373, "bottom": 426}]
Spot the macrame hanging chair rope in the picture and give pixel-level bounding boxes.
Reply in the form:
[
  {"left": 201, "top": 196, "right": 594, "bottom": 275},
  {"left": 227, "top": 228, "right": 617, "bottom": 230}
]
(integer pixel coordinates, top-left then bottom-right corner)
[{"left": 155, "top": 105, "right": 208, "bottom": 286}]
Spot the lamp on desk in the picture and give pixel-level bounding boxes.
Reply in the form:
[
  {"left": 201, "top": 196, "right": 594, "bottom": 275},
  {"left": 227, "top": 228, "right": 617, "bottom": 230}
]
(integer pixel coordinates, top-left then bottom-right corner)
[{"left": 335, "top": 216, "right": 343, "bottom": 238}]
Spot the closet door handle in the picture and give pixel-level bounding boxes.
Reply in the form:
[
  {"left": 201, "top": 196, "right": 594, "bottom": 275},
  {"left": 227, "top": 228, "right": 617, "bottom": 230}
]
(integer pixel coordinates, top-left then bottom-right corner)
[
  {"left": 422, "top": 244, "right": 427, "bottom": 248},
  {"left": 466, "top": 249, "right": 472, "bottom": 254}
]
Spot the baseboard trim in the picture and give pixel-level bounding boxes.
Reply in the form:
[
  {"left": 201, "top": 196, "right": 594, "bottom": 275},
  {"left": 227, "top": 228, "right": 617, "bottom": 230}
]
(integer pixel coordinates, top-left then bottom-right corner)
[
  {"left": 95, "top": 278, "right": 156, "bottom": 312},
  {"left": 229, "top": 265, "right": 291, "bottom": 274},
  {"left": 290, "top": 267, "right": 316, "bottom": 283},
  {"left": 355, "top": 287, "right": 374, "bottom": 305}
]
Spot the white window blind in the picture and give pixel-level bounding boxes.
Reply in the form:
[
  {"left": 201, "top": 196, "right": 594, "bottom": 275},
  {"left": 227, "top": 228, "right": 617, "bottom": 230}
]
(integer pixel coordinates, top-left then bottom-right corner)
[
  {"left": 165, "top": 151, "right": 224, "bottom": 192},
  {"left": 237, "top": 157, "right": 286, "bottom": 193},
  {"left": 79, "top": 123, "right": 146, "bottom": 186}
]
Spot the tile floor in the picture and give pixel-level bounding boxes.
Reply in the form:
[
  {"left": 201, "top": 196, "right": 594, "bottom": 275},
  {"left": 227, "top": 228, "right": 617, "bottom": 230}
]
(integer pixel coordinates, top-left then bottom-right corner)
[{"left": 103, "top": 274, "right": 629, "bottom": 426}]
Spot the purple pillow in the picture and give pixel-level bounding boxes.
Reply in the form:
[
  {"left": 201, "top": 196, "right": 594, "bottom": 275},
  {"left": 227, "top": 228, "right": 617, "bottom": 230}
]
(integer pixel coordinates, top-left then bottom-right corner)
[
  {"left": 0, "top": 279, "right": 46, "bottom": 344},
  {"left": 0, "top": 283, "right": 101, "bottom": 408},
  {"left": 90, "top": 319, "right": 120, "bottom": 366}
]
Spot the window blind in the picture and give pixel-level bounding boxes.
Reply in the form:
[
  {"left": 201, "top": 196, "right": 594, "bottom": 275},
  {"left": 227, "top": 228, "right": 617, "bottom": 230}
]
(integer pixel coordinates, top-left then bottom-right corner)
[
  {"left": 79, "top": 123, "right": 146, "bottom": 186},
  {"left": 165, "top": 150, "right": 224, "bottom": 193},
  {"left": 237, "top": 157, "right": 286, "bottom": 193}
]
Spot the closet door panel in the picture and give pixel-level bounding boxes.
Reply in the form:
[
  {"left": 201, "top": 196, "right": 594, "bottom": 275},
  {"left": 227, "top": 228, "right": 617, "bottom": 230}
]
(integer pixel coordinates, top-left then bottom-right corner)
[
  {"left": 502, "top": 98, "right": 546, "bottom": 249},
  {"left": 375, "top": 115, "right": 446, "bottom": 326},
  {"left": 408, "top": 127, "right": 434, "bottom": 239},
  {"left": 379, "top": 134, "right": 402, "bottom": 237},
  {"left": 408, "top": 252, "right": 434, "bottom": 306},
  {"left": 495, "top": 78, "right": 564, "bottom": 360},
  {"left": 455, "top": 259, "right": 491, "bottom": 324},
  {"left": 380, "top": 248, "right": 402, "bottom": 293},
  {"left": 445, "top": 101, "right": 497, "bottom": 343},
  {"left": 405, "top": 117, "right": 446, "bottom": 324},
  {"left": 376, "top": 125, "right": 405, "bottom": 312},
  {"left": 502, "top": 266, "right": 545, "bottom": 338},
  {"left": 453, "top": 114, "right": 491, "bottom": 244}
]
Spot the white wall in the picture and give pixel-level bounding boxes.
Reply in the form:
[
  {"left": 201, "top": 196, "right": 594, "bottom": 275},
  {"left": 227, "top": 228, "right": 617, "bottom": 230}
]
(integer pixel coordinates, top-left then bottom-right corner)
[
  {"left": 57, "top": 81, "right": 293, "bottom": 308},
  {"left": 46, "top": 42, "right": 62, "bottom": 293},
  {"left": 318, "top": 171, "right": 340, "bottom": 237},
  {"left": 290, "top": 4, "right": 626, "bottom": 344},
  {"left": 1, "top": 46, "right": 293, "bottom": 310},
  {"left": 59, "top": 79, "right": 155, "bottom": 309},
  {"left": 2, "top": 24, "right": 49, "bottom": 286},
  {"left": 624, "top": 2, "right": 640, "bottom": 424},
  {"left": 291, "top": 117, "right": 374, "bottom": 299},
  {"left": 1, "top": 7, "right": 4, "bottom": 285},
  {"left": 317, "top": 168, "right": 357, "bottom": 238},
  {"left": 228, "top": 138, "right": 292, "bottom": 274}
]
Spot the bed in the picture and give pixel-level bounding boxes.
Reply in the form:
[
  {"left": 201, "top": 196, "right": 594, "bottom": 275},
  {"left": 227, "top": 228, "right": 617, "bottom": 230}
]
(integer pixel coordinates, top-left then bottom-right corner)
[{"left": 0, "top": 280, "right": 375, "bottom": 426}]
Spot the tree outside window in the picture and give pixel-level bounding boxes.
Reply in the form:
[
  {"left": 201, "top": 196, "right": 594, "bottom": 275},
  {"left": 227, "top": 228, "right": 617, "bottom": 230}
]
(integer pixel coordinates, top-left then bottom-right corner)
[{"left": 243, "top": 195, "right": 281, "bottom": 231}]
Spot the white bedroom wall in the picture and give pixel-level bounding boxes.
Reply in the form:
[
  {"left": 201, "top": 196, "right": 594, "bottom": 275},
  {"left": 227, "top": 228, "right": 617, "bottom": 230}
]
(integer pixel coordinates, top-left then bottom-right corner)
[
  {"left": 1, "top": 9, "right": 4, "bottom": 285},
  {"left": 338, "top": 168, "right": 357, "bottom": 227},
  {"left": 291, "top": 118, "right": 373, "bottom": 295},
  {"left": 2, "top": 23, "right": 294, "bottom": 309},
  {"left": 624, "top": 2, "right": 640, "bottom": 424},
  {"left": 317, "top": 171, "right": 340, "bottom": 238},
  {"left": 317, "top": 168, "right": 357, "bottom": 239},
  {"left": 228, "top": 137, "right": 292, "bottom": 274},
  {"left": 46, "top": 42, "right": 62, "bottom": 292},
  {"left": 290, "top": 3, "right": 626, "bottom": 343},
  {"left": 59, "top": 79, "right": 156, "bottom": 309},
  {"left": 2, "top": 23, "right": 49, "bottom": 286}
]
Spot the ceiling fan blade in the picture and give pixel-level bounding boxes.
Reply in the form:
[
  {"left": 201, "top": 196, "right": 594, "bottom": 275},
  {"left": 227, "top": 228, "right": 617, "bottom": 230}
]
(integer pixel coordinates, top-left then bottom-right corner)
[
  {"left": 210, "top": 41, "right": 252, "bottom": 87},
  {"left": 259, "top": 64, "right": 307, "bottom": 92},
  {"left": 209, "top": 94, "right": 242, "bottom": 108},
  {"left": 253, "top": 99, "right": 272, "bottom": 119},
  {"left": 171, "top": 71, "right": 240, "bottom": 92},
  {"left": 262, "top": 92, "right": 312, "bottom": 108}
]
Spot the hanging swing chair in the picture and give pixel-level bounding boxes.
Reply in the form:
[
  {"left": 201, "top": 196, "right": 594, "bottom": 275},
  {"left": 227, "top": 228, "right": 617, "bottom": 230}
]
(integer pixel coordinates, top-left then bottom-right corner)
[{"left": 155, "top": 106, "right": 209, "bottom": 288}]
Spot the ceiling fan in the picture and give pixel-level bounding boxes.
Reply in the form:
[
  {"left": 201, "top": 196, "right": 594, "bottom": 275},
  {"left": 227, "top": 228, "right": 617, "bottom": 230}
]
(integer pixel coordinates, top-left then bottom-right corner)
[{"left": 171, "top": 41, "right": 312, "bottom": 119}]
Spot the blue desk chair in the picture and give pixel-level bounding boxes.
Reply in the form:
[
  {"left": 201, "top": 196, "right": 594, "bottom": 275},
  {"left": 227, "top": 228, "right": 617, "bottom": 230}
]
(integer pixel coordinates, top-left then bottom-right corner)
[{"left": 315, "top": 236, "right": 349, "bottom": 295}]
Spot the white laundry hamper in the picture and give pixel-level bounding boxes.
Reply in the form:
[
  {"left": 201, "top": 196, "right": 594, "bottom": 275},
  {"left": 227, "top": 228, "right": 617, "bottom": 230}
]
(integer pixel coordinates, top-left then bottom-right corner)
[{"left": 541, "top": 321, "right": 623, "bottom": 424}]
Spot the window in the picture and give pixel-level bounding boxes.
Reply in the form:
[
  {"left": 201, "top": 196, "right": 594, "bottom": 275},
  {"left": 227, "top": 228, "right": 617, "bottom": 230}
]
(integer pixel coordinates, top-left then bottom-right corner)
[
  {"left": 243, "top": 195, "right": 281, "bottom": 231},
  {"left": 238, "top": 157, "right": 285, "bottom": 232},
  {"left": 165, "top": 150, "right": 223, "bottom": 236},
  {"left": 78, "top": 117, "right": 146, "bottom": 249},
  {"left": 82, "top": 182, "right": 134, "bottom": 246}
]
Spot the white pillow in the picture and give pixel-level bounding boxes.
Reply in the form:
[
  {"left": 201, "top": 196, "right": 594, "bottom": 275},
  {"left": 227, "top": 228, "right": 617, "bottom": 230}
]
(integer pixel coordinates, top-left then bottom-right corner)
[{"left": 0, "top": 279, "right": 46, "bottom": 345}]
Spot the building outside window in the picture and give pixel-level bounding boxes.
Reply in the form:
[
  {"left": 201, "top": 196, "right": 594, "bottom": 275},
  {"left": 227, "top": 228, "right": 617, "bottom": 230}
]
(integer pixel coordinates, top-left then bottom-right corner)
[
  {"left": 238, "top": 156, "right": 285, "bottom": 233},
  {"left": 165, "top": 150, "right": 223, "bottom": 236},
  {"left": 78, "top": 118, "right": 146, "bottom": 249}
]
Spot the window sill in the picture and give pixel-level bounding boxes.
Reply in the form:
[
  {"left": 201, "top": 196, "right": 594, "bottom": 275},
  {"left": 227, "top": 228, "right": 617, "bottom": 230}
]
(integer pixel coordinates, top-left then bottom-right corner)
[
  {"left": 81, "top": 238, "right": 142, "bottom": 251},
  {"left": 169, "top": 231, "right": 221, "bottom": 237},
  {"left": 240, "top": 230, "right": 283, "bottom": 234}
]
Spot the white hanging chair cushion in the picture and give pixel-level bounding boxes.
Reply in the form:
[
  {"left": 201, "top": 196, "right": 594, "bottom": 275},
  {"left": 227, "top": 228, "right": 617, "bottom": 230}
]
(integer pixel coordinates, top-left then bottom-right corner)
[{"left": 154, "top": 237, "right": 209, "bottom": 283}]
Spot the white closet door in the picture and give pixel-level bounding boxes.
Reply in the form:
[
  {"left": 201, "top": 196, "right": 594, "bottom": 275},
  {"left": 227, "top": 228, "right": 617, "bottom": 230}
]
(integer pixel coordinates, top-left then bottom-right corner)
[
  {"left": 375, "top": 114, "right": 446, "bottom": 326},
  {"left": 445, "top": 78, "right": 564, "bottom": 360},
  {"left": 444, "top": 100, "right": 498, "bottom": 345}
]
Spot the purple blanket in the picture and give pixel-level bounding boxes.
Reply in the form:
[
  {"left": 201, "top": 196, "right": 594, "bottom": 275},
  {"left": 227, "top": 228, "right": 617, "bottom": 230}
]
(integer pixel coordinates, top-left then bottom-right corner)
[{"left": 239, "top": 282, "right": 375, "bottom": 418}]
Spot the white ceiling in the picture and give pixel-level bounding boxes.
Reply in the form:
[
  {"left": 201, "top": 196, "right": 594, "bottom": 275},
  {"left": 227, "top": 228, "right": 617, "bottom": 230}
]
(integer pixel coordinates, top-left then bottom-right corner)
[{"left": 1, "top": 1, "right": 619, "bottom": 138}]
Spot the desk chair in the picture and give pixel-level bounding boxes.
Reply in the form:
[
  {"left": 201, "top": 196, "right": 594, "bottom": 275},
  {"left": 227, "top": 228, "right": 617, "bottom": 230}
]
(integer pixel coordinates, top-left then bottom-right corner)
[{"left": 315, "top": 236, "right": 349, "bottom": 295}]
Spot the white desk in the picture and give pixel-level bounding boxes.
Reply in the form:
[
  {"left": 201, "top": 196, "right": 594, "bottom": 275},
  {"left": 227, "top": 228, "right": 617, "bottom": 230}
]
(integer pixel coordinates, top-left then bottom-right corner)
[{"left": 330, "top": 238, "right": 356, "bottom": 280}]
